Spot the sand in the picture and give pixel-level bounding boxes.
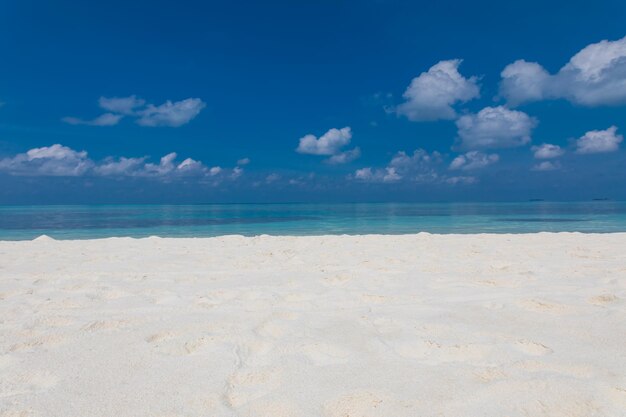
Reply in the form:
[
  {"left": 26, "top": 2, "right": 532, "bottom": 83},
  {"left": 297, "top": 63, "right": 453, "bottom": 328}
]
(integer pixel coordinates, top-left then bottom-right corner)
[{"left": 0, "top": 233, "right": 625, "bottom": 417}]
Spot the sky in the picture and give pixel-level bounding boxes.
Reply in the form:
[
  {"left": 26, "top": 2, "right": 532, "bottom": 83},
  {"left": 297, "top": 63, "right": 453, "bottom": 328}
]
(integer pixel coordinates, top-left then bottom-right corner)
[{"left": 1, "top": 0, "right": 626, "bottom": 203}]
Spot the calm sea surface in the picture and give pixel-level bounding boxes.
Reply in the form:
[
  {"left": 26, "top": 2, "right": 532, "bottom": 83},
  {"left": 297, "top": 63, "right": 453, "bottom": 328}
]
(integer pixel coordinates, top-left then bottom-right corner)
[{"left": 1, "top": 202, "right": 626, "bottom": 240}]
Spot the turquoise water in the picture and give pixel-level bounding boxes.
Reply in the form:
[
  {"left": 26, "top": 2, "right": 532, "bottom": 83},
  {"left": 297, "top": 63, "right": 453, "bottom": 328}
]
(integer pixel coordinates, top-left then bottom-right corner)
[{"left": 1, "top": 202, "right": 626, "bottom": 240}]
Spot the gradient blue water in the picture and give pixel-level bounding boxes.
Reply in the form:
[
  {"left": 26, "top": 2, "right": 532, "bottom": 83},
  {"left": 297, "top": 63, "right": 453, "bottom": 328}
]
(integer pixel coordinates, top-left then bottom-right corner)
[{"left": 1, "top": 202, "right": 626, "bottom": 240}]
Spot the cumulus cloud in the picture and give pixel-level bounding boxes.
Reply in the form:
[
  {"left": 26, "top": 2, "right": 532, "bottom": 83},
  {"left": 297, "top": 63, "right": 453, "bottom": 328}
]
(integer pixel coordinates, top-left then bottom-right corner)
[
  {"left": 61, "top": 113, "right": 124, "bottom": 126},
  {"left": 136, "top": 98, "right": 206, "bottom": 127},
  {"left": 499, "top": 60, "right": 551, "bottom": 106},
  {"left": 326, "top": 147, "right": 361, "bottom": 165},
  {"left": 353, "top": 149, "right": 442, "bottom": 183},
  {"left": 354, "top": 167, "right": 401, "bottom": 183},
  {"left": 63, "top": 96, "right": 205, "bottom": 127},
  {"left": 296, "top": 127, "right": 360, "bottom": 164},
  {"left": 500, "top": 36, "right": 626, "bottom": 106},
  {"left": 575, "top": 126, "right": 623, "bottom": 154},
  {"left": 531, "top": 143, "right": 564, "bottom": 159},
  {"left": 297, "top": 127, "right": 352, "bottom": 155},
  {"left": 352, "top": 149, "right": 491, "bottom": 185},
  {"left": 94, "top": 156, "right": 147, "bottom": 176},
  {"left": 0, "top": 144, "right": 240, "bottom": 181},
  {"left": 237, "top": 157, "right": 250, "bottom": 166},
  {"left": 98, "top": 95, "right": 146, "bottom": 115},
  {"left": 0, "top": 144, "right": 93, "bottom": 176},
  {"left": 231, "top": 166, "right": 244, "bottom": 179},
  {"left": 396, "top": 59, "right": 480, "bottom": 121},
  {"left": 449, "top": 151, "right": 499, "bottom": 170},
  {"left": 455, "top": 106, "right": 537, "bottom": 150}
]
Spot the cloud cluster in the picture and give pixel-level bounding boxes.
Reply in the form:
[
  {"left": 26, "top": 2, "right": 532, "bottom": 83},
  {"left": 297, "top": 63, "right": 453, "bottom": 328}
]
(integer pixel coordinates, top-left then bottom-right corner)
[
  {"left": 449, "top": 151, "right": 499, "bottom": 170},
  {"left": 353, "top": 149, "right": 482, "bottom": 185},
  {"left": 63, "top": 95, "right": 205, "bottom": 127},
  {"left": 354, "top": 150, "right": 442, "bottom": 183},
  {"left": 455, "top": 106, "right": 537, "bottom": 150},
  {"left": 531, "top": 143, "right": 564, "bottom": 159},
  {"left": 0, "top": 144, "right": 94, "bottom": 176},
  {"left": 296, "top": 127, "right": 360, "bottom": 164},
  {"left": 396, "top": 59, "right": 480, "bottom": 121},
  {"left": 575, "top": 126, "right": 623, "bottom": 154},
  {"left": 500, "top": 36, "right": 626, "bottom": 106},
  {"left": 0, "top": 144, "right": 239, "bottom": 181}
]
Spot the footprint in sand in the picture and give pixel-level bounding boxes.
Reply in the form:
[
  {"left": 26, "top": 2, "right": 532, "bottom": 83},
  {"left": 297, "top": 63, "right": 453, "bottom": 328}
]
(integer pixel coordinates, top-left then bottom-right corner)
[
  {"left": 588, "top": 294, "right": 619, "bottom": 305},
  {"left": 514, "top": 339, "right": 553, "bottom": 356},
  {"left": 609, "top": 386, "right": 626, "bottom": 407},
  {"left": 145, "top": 331, "right": 178, "bottom": 344},
  {"left": 182, "top": 336, "right": 214, "bottom": 354},
  {"left": 9, "top": 334, "right": 67, "bottom": 352},
  {"left": 81, "top": 319, "right": 129, "bottom": 332},
  {"left": 324, "top": 391, "right": 416, "bottom": 417},
  {"left": 146, "top": 331, "right": 216, "bottom": 356},
  {"left": 223, "top": 367, "right": 282, "bottom": 409}
]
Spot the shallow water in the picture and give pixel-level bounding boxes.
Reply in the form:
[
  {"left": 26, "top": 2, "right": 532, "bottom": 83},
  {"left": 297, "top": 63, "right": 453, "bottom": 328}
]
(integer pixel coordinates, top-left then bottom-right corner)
[{"left": 1, "top": 201, "right": 626, "bottom": 240}]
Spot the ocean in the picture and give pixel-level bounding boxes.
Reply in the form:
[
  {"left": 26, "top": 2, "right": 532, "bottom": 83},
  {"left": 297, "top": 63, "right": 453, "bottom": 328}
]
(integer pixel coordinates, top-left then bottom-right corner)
[{"left": 1, "top": 201, "right": 626, "bottom": 240}]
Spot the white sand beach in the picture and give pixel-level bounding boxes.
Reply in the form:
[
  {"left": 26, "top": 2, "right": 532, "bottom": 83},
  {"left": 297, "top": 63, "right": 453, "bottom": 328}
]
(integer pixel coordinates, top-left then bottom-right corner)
[{"left": 1, "top": 233, "right": 625, "bottom": 417}]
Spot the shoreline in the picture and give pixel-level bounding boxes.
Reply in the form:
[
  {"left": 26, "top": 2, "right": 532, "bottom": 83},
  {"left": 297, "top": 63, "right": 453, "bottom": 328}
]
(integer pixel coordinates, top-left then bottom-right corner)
[{"left": 2, "top": 230, "right": 626, "bottom": 243}]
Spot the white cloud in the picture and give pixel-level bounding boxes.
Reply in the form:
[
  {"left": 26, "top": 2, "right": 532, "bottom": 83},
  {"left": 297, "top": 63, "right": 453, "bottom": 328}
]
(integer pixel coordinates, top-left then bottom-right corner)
[
  {"left": 396, "top": 59, "right": 480, "bottom": 121},
  {"left": 575, "top": 126, "right": 623, "bottom": 154},
  {"left": 231, "top": 166, "right": 243, "bottom": 179},
  {"left": 532, "top": 161, "right": 561, "bottom": 171},
  {"left": 177, "top": 157, "right": 208, "bottom": 175},
  {"left": 0, "top": 144, "right": 240, "bottom": 181},
  {"left": 94, "top": 156, "right": 147, "bottom": 176},
  {"left": 208, "top": 166, "right": 222, "bottom": 176},
  {"left": 296, "top": 127, "right": 360, "bottom": 164},
  {"left": 354, "top": 167, "right": 401, "bottom": 183},
  {"left": 0, "top": 144, "right": 93, "bottom": 176},
  {"left": 354, "top": 149, "right": 442, "bottom": 183},
  {"left": 137, "top": 98, "right": 206, "bottom": 127},
  {"left": 531, "top": 143, "right": 564, "bottom": 159},
  {"left": 62, "top": 113, "right": 123, "bottom": 126},
  {"left": 64, "top": 96, "right": 205, "bottom": 128},
  {"left": 98, "top": 95, "right": 146, "bottom": 115},
  {"left": 455, "top": 106, "right": 537, "bottom": 150},
  {"left": 326, "top": 147, "right": 361, "bottom": 165},
  {"left": 500, "top": 36, "right": 626, "bottom": 106},
  {"left": 141, "top": 152, "right": 209, "bottom": 176},
  {"left": 449, "top": 151, "right": 499, "bottom": 170},
  {"left": 499, "top": 60, "right": 551, "bottom": 106},
  {"left": 297, "top": 127, "right": 352, "bottom": 155},
  {"left": 237, "top": 157, "right": 250, "bottom": 166}
]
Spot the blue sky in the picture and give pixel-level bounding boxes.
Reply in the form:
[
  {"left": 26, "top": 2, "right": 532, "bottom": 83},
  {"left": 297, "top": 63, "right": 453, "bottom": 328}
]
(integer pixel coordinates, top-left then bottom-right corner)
[{"left": 1, "top": 0, "right": 626, "bottom": 203}]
